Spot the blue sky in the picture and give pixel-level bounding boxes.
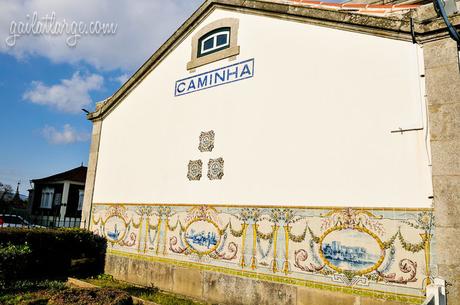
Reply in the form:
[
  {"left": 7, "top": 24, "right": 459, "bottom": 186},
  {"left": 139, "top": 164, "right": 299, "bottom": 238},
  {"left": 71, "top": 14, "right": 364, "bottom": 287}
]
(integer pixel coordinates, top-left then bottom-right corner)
[{"left": 0, "top": 0, "right": 202, "bottom": 194}]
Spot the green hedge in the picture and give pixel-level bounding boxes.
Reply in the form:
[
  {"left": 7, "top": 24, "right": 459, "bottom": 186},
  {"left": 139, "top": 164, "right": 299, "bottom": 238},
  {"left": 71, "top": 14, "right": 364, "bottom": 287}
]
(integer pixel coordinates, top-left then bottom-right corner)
[
  {"left": 0, "top": 244, "right": 32, "bottom": 283},
  {"left": 0, "top": 228, "right": 106, "bottom": 284}
]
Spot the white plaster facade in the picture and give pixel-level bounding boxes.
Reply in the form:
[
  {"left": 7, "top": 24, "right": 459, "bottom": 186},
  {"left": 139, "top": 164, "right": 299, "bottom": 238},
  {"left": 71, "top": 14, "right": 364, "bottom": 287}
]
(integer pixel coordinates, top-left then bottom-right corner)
[{"left": 92, "top": 8, "right": 432, "bottom": 208}]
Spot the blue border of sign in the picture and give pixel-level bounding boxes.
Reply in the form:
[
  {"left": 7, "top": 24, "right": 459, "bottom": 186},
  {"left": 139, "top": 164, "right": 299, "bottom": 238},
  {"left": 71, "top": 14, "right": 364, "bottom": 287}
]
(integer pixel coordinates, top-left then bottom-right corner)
[{"left": 174, "top": 58, "right": 255, "bottom": 97}]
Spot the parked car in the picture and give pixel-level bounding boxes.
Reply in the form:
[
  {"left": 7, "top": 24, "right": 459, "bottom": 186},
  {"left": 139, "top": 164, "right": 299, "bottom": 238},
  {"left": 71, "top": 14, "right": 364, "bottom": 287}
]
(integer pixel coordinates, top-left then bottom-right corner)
[{"left": 0, "top": 214, "right": 43, "bottom": 228}]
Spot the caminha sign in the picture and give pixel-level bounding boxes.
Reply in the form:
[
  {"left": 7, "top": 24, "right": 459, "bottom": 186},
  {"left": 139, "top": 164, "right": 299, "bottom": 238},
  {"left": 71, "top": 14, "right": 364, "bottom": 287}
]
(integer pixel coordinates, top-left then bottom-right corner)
[{"left": 175, "top": 58, "right": 254, "bottom": 96}]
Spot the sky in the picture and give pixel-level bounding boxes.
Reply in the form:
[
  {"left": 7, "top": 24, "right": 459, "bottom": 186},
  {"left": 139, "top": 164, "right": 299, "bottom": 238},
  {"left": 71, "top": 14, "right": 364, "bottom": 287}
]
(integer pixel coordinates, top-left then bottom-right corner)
[{"left": 0, "top": 0, "right": 203, "bottom": 194}]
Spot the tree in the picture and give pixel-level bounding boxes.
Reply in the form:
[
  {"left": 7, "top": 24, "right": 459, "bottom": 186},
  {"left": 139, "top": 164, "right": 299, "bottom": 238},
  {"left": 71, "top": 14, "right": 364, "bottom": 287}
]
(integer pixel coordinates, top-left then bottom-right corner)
[{"left": 0, "top": 182, "right": 14, "bottom": 203}]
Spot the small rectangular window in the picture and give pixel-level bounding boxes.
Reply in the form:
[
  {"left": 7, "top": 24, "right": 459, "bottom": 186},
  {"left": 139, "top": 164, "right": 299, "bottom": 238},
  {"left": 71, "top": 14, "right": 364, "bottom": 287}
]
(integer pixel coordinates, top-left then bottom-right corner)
[
  {"left": 40, "top": 187, "right": 54, "bottom": 209},
  {"left": 216, "top": 34, "right": 228, "bottom": 46},
  {"left": 77, "top": 189, "right": 84, "bottom": 211},
  {"left": 203, "top": 38, "right": 214, "bottom": 51},
  {"left": 54, "top": 193, "right": 62, "bottom": 206}
]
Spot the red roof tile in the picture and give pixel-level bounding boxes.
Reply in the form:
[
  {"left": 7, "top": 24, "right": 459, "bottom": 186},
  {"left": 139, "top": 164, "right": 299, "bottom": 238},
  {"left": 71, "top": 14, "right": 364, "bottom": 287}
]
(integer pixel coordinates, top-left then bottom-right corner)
[{"left": 285, "top": 0, "right": 420, "bottom": 15}]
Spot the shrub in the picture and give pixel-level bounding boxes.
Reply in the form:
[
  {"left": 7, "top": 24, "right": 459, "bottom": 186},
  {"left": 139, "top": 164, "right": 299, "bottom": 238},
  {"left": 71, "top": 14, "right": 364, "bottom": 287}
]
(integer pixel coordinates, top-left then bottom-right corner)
[
  {"left": 0, "top": 243, "right": 32, "bottom": 283},
  {"left": 48, "top": 288, "right": 133, "bottom": 305},
  {"left": 0, "top": 228, "right": 106, "bottom": 283}
]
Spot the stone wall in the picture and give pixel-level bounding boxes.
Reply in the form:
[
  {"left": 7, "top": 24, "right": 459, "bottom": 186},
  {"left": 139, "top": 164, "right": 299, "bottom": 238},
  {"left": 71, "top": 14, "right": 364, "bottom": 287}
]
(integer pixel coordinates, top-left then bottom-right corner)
[
  {"left": 80, "top": 119, "right": 102, "bottom": 229},
  {"left": 424, "top": 38, "right": 460, "bottom": 302},
  {"left": 105, "top": 253, "right": 409, "bottom": 305}
]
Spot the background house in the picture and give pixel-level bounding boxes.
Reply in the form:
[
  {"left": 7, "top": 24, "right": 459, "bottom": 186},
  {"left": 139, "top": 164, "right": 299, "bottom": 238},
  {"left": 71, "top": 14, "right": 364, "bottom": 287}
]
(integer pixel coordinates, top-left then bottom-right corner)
[{"left": 28, "top": 165, "right": 87, "bottom": 227}]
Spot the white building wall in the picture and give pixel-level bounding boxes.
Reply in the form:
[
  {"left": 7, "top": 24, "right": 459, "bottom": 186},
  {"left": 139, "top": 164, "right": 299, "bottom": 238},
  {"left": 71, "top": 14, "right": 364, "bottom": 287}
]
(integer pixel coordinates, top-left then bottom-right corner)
[{"left": 93, "top": 8, "right": 432, "bottom": 207}]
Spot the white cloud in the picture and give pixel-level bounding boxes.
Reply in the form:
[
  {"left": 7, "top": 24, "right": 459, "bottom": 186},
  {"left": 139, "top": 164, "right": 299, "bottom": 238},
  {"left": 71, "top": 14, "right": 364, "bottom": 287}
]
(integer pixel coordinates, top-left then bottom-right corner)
[
  {"left": 0, "top": 0, "right": 202, "bottom": 71},
  {"left": 42, "top": 124, "right": 90, "bottom": 144},
  {"left": 23, "top": 72, "right": 103, "bottom": 113},
  {"left": 113, "top": 73, "right": 130, "bottom": 85}
]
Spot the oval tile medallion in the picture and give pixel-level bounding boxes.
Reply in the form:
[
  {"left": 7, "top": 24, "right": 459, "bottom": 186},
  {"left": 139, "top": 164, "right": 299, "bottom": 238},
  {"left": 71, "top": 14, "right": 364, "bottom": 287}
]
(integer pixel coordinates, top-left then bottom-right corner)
[
  {"left": 104, "top": 215, "right": 127, "bottom": 243},
  {"left": 319, "top": 226, "right": 385, "bottom": 275},
  {"left": 184, "top": 219, "right": 221, "bottom": 255}
]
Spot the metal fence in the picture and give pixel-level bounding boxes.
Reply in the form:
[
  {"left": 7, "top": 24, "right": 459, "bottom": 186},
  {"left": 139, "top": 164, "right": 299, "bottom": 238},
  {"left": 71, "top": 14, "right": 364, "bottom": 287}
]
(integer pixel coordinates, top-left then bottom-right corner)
[
  {"left": 31, "top": 215, "right": 83, "bottom": 228},
  {"left": 0, "top": 212, "right": 84, "bottom": 228}
]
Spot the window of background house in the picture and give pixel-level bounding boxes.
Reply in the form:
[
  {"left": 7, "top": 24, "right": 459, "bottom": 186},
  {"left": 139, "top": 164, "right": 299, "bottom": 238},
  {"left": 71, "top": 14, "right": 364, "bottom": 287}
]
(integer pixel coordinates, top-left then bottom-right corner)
[
  {"left": 198, "top": 27, "right": 230, "bottom": 57},
  {"left": 77, "top": 189, "right": 84, "bottom": 211},
  {"left": 54, "top": 193, "right": 62, "bottom": 206},
  {"left": 40, "top": 187, "right": 54, "bottom": 209}
]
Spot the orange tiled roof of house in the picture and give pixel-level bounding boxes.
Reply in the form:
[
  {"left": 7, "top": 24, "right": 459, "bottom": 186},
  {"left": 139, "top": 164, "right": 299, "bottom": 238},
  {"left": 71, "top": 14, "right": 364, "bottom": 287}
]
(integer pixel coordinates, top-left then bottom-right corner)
[{"left": 278, "top": 0, "right": 420, "bottom": 15}]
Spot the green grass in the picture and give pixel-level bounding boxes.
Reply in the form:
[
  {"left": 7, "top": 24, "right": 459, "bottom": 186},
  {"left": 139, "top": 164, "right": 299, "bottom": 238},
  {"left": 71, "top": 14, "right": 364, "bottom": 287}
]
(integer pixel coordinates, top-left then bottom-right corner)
[
  {"left": 0, "top": 276, "right": 212, "bottom": 305},
  {"left": 84, "top": 275, "right": 209, "bottom": 305},
  {"left": 0, "top": 293, "right": 49, "bottom": 305},
  {"left": 0, "top": 280, "right": 66, "bottom": 305}
]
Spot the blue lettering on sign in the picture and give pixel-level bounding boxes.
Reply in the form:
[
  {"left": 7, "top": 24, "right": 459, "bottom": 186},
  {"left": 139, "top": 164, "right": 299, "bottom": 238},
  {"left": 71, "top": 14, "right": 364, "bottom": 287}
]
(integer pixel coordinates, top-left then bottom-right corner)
[{"left": 174, "top": 58, "right": 255, "bottom": 96}]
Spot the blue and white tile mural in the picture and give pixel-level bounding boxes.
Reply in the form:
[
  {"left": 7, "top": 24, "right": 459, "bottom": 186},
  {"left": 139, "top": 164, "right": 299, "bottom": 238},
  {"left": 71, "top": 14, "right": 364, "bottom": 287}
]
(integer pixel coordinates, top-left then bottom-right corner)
[
  {"left": 92, "top": 204, "right": 434, "bottom": 303},
  {"left": 185, "top": 220, "right": 220, "bottom": 253},
  {"left": 321, "top": 229, "right": 383, "bottom": 271}
]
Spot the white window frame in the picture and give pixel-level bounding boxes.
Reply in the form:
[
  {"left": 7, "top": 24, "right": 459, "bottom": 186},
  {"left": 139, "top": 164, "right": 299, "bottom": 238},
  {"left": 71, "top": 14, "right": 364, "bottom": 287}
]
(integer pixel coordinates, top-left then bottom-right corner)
[
  {"left": 199, "top": 29, "right": 230, "bottom": 56},
  {"left": 187, "top": 18, "right": 240, "bottom": 70},
  {"left": 77, "top": 189, "right": 84, "bottom": 211},
  {"left": 40, "top": 187, "right": 54, "bottom": 209}
]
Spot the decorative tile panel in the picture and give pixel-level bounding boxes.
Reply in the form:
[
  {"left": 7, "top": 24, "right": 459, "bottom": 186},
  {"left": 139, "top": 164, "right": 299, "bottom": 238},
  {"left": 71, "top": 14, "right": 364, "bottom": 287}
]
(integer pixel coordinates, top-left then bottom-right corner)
[
  {"left": 207, "top": 158, "right": 224, "bottom": 180},
  {"left": 92, "top": 204, "right": 434, "bottom": 304},
  {"left": 198, "top": 130, "right": 215, "bottom": 152},
  {"left": 187, "top": 160, "right": 202, "bottom": 181}
]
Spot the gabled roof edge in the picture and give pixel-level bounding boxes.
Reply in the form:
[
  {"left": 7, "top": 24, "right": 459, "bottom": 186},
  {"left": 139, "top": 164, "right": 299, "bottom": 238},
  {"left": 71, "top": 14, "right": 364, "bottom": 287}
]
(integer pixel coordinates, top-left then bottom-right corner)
[
  {"left": 87, "top": 0, "right": 215, "bottom": 121},
  {"left": 32, "top": 166, "right": 88, "bottom": 184}
]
